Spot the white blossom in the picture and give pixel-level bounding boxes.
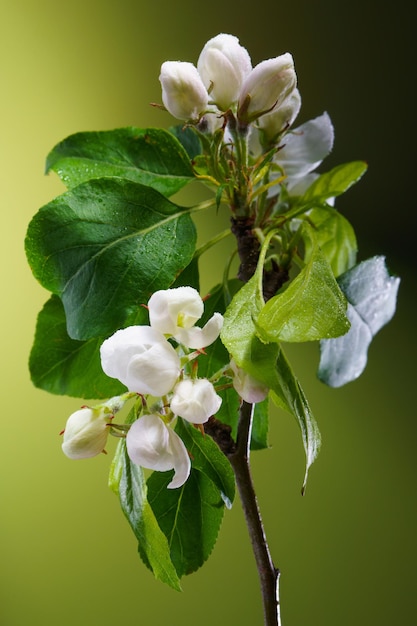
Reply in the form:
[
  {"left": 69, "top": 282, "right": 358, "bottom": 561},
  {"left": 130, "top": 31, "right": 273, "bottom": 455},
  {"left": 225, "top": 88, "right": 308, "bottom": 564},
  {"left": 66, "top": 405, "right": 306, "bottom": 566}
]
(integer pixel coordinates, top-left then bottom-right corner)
[
  {"left": 230, "top": 359, "right": 269, "bottom": 403},
  {"left": 100, "top": 326, "right": 181, "bottom": 396},
  {"left": 159, "top": 61, "right": 209, "bottom": 122},
  {"left": 61, "top": 406, "right": 111, "bottom": 460},
  {"left": 197, "top": 33, "right": 252, "bottom": 111},
  {"left": 274, "top": 111, "right": 334, "bottom": 194},
  {"left": 257, "top": 88, "right": 302, "bottom": 143},
  {"left": 126, "top": 414, "right": 191, "bottom": 489},
  {"left": 148, "top": 286, "right": 223, "bottom": 349},
  {"left": 170, "top": 378, "right": 222, "bottom": 424},
  {"left": 238, "top": 54, "right": 297, "bottom": 125}
]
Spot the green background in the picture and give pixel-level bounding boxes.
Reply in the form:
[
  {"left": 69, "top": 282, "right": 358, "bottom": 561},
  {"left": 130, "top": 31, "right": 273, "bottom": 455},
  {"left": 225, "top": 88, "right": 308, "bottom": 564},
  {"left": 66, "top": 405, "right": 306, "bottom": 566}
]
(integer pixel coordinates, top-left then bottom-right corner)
[{"left": 1, "top": 1, "right": 415, "bottom": 624}]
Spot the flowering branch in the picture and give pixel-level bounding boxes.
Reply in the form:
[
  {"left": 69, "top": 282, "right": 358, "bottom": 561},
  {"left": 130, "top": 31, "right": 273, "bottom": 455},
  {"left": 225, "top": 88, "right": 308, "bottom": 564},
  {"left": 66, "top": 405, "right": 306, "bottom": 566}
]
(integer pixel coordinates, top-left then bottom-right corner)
[{"left": 25, "top": 30, "right": 400, "bottom": 626}]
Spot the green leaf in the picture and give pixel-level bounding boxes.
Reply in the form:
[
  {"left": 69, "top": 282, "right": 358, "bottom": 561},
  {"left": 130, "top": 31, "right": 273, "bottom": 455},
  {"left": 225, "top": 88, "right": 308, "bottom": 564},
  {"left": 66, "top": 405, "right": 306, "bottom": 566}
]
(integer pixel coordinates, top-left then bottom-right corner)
[
  {"left": 300, "top": 161, "right": 367, "bottom": 205},
  {"left": 257, "top": 226, "right": 350, "bottom": 342},
  {"left": 25, "top": 178, "right": 197, "bottom": 340},
  {"left": 147, "top": 468, "right": 226, "bottom": 577},
  {"left": 29, "top": 295, "right": 129, "bottom": 399},
  {"left": 305, "top": 206, "right": 357, "bottom": 277},
  {"left": 46, "top": 127, "right": 195, "bottom": 196},
  {"left": 251, "top": 398, "right": 269, "bottom": 450},
  {"left": 169, "top": 125, "right": 202, "bottom": 160},
  {"left": 117, "top": 439, "right": 182, "bottom": 591},
  {"left": 175, "top": 419, "right": 235, "bottom": 507},
  {"left": 318, "top": 256, "right": 400, "bottom": 387},
  {"left": 221, "top": 272, "right": 320, "bottom": 490}
]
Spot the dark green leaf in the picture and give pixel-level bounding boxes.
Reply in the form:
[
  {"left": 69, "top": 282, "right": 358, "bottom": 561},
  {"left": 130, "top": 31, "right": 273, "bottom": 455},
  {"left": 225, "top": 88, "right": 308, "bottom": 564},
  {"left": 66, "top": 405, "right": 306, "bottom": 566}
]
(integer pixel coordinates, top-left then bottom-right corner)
[
  {"left": 46, "top": 127, "right": 195, "bottom": 196},
  {"left": 117, "top": 440, "right": 181, "bottom": 590},
  {"left": 147, "top": 468, "right": 226, "bottom": 577},
  {"left": 29, "top": 295, "right": 129, "bottom": 399},
  {"left": 257, "top": 226, "right": 350, "bottom": 342},
  {"left": 251, "top": 398, "right": 269, "bottom": 450},
  {"left": 300, "top": 161, "right": 367, "bottom": 204},
  {"left": 169, "top": 125, "right": 202, "bottom": 160},
  {"left": 25, "top": 178, "right": 197, "bottom": 340},
  {"left": 318, "top": 256, "right": 400, "bottom": 387},
  {"left": 305, "top": 206, "right": 357, "bottom": 277},
  {"left": 175, "top": 419, "right": 235, "bottom": 508}
]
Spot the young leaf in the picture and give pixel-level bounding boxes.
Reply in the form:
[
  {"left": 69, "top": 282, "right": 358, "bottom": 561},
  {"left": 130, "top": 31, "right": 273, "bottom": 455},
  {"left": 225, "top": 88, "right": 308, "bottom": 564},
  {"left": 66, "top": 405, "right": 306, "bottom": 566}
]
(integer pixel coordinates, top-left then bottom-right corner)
[
  {"left": 116, "top": 439, "right": 182, "bottom": 591},
  {"left": 318, "top": 256, "right": 400, "bottom": 387},
  {"left": 29, "top": 295, "right": 128, "bottom": 399},
  {"left": 175, "top": 419, "right": 235, "bottom": 508},
  {"left": 305, "top": 206, "right": 357, "bottom": 277},
  {"left": 256, "top": 227, "right": 350, "bottom": 343},
  {"left": 146, "top": 468, "right": 226, "bottom": 577},
  {"left": 251, "top": 398, "right": 269, "bottom": 450},
  {"left": 300, "top": 161, "right": 367, "bottom": 205},
  {"left": 221, "top": 272, "right": 320, "bottom": 490},
  {"left": 46, "top": 127, "right": 195, "bottom": 196},
  {"left": 25, "top": 178, "right": 197, "bottom": 340}
]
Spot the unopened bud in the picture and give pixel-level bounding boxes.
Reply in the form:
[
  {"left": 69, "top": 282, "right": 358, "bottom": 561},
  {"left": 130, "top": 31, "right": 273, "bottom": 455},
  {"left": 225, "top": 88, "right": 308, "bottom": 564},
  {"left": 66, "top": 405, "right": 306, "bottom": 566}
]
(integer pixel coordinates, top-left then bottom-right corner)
[
  {"left": 197, "top": 33, "right": 252, "bottom": 111},
  {"left": 159, "top": 61, "right": 209, "bottom": 122},
  {"left": 61, "top": 407, "right": 110, "bottom": 460},
  {"left": 258, "top": 88, "right": 301, "bottom": 143},
  {"left": 170, "top": 378, "right": 222, "bottom": 424},
  {"left": 238, "top": 53, "right": 296, "bottom": 125},
  {"left": 230, "top": 359, "right": 269, "bottom": 403}
]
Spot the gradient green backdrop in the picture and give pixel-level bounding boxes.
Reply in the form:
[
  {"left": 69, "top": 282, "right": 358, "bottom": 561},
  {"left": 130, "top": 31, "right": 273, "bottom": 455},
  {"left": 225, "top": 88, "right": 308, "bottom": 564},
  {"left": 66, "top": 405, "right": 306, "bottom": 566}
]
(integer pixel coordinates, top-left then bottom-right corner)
[{"left": 1, "top": 1, "right": 415, "bottom": 624}]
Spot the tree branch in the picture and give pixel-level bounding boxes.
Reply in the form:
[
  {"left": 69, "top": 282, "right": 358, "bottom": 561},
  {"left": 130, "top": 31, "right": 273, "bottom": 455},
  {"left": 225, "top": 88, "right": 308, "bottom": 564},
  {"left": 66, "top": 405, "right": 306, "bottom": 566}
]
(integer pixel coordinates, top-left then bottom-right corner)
[{"left": 227, "top": 401, "right": 281, "bottom": 626}]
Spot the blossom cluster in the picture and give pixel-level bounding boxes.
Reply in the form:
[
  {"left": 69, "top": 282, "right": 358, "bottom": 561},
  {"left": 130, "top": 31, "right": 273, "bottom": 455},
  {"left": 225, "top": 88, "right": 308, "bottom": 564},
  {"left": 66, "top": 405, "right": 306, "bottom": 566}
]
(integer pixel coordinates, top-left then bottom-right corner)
[
  {"left": 60, "top": 287, "right": 268, "bottom": 488},
  {"left": 159, "top": 33, "right": 334, "bottom": 197}
]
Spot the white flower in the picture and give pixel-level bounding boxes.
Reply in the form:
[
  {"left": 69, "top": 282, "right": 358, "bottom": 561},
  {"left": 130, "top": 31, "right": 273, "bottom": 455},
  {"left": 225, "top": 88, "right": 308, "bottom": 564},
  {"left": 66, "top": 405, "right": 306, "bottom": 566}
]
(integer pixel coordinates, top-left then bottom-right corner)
[
  {"left": 61, "top": 406, "right": 111, "bottom": 460},
  {"left": 238, "top": 54, "right": 297, "bottom": 125},
  {"left": 159, "top": 61, "right": 209, "bottom": 122},
  {"left": 274, "top": 111, "right": 334, "bottom": 194},
  {"left": 197, "top": 33, "right": 252, "bottom": 111},
  {"left": 126, "top": 414, "right": 191, "bottom": 489},
  {"left": 170, "top": 378, "right": 222, "bottom": 424},
  {"left": 230, "top": 359, "right": 269, "bottom": 403},
  {"left": 100, "top": 326, "right": 181, "bottom": 396},
  {"left": 148, "top": 286, "right": 223, "bottom": 349},
  {"left": 257, "top": 88, "right": 302, "bottom": 143}
]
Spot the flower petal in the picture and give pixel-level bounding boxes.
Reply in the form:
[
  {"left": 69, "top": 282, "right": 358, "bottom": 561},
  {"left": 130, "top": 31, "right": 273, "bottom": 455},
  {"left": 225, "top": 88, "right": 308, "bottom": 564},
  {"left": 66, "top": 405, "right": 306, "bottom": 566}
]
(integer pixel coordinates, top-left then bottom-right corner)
[{"left": 174, "top": 312, "right": 223, "bottom": 349}]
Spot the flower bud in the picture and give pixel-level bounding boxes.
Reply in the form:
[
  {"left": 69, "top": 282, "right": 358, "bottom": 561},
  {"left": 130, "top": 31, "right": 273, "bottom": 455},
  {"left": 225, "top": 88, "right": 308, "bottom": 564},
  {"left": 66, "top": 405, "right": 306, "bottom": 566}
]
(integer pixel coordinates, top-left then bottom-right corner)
[
  {"left": 126, "top": 414, "right": 191, "bottom": 489},
  {"left": 257, "top": 88, "right": 301, "bottom": 143},
  {"left": 61, "top": 407, "right": 110, "bottom": 460},
  {"left": 197, "top": 33, "right": 252, "bottom": 111},
  {"left": 170, "top": 378, "right": 222, "bottom": 424},
  {"left": 148, "top": 287, "right": 223, "bottom": 349},
  {"left": 159, "top": 61, "right": 209, "bottom": 122},
  {"left": 100, "top": 326, "right": 181, "bottom": 396},
  {"left": 230, "top": 359, "right": 269, "bottom": 403},
  {"left": 238, "top": 53, "right": 296, "bottom": 125}
]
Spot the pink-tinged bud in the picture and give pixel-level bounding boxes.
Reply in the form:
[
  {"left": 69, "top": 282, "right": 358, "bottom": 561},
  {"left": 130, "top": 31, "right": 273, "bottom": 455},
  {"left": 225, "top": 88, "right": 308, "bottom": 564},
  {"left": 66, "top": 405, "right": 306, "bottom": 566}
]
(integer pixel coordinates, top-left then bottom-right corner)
[
  {"left": 257, "top": 88, "right": 301, "bottom": 143},
  {"left": 238, "top": 53, "right": 297, "bottom": 125},
  {"left": 61, "top": 407, "right": 110, "bottom": 460},
  {"left": 197, "top": 33, "right": 252, "bottom": 111},
  {"left": 159, "top": 61, "right": 209, "bottom": 122},
  {"left": 100, "top": 326, "right": 181, "bottom": 396},
  {"left": 126, "top": 414, "right": 191, "bottom": 489},
  {"left": 230, "top": 359, "right": 269, "bottom": 403},
  {"left": 170, "top": 378, "right": 222, "bottom": 424}
]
